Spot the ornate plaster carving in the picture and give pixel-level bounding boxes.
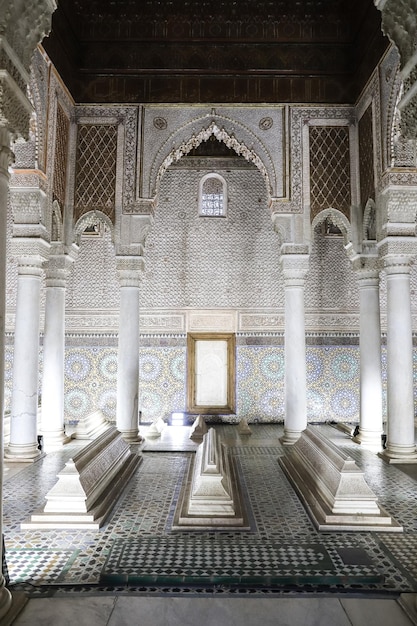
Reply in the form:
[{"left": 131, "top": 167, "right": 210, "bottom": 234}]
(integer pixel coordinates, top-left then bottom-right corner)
[
  {"left": 0, "top": 127, "right": 13, "bottom": 171},
  {"left": 146, "top": 108, "right": 281, "bottom": 199},
  {"left": 75, "top": 106, "right": 137, "bottom": 214},
  {"left": 44, "top": 249, "right": 74, "bottom": 288},
  {"left": 280, "top": 247, "right": 310, "bottom": 286},
  {"left": 118, "top": 212, "right": 154, "bottom": 256},
  {"left": 9, "top": 185, "right": 48, "bottom": 245},
  {"left": 378, "top": 238, "right": 417, "bottom": 261},
  {"left": 0, "top": 71, "right": 33, "bottom": 139},
  {"left": 115, "top": 255, "right": 145, "bottom": 288},
  {"left": 375, "top": 0, "right": 417, "bottom": 138},
  {"left": 74, "top": 210, "right": 114, "bottom": 244},
  {"left": 10, "top": 237, "right": 50, "bottom": 268},
  {"left": 377, "top": 186, "right": 417, "bottom": 238},
  {"left": 123, "top": 197, "right": 155, "bottom": 215},
  {"left": 363, "top": 199, "right": 377, "bottom": 242},
  {"left": 0, "top": 1, "right": 56, "bottom": 138},
  {"left": 239, "top": 313, "right": 284, "bottom": 331},
  {"left": 390, "top": 82, "right": 417, "bottom": 167},
  {"left": 311, "top": 208, "right": 352, "bottom": 248},
  {"left": 51, "top": 199, "right": 63, "bottom": 242},
  {"left": 152, "top": 120, "right": 272, "bottom": 201},
  {"left": 140, "top": 314, "right": 184, "bottom": 332},
  {"left": 305, "top": 312, "right": 360, "bottom": 332},
  {"left": 285, "top": 107, "right": 356, "bottom": 217},
  {"left": 188, "top": 312, "right": 236, "bottom": 332}
]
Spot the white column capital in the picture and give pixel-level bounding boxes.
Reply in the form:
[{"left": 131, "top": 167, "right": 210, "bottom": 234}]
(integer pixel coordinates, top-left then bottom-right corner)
[
  {"left": 44, "top": 252, "right": 74, "bottom": 288},
  {"left": 9, "top": 182, "right": 49, "bottom": 246},
  {"left": 116, "top": 255, "right": 145, "bottom": 288},
  {"left": 382, "top": 254, "right": 414, "bottom": 276},
  {"left": 280, "top": 250, "right": 310, "bottom": 286},
  {"left": 118, "top": 210, "right": 154, "bottom": 257},
  {"left": 353, "top": 256, "right": 380, "bottom": 287},
  {"left": 0, "top": 128, "right": 13, "bottom": 172},
  {"left": 378, "top": 235, "right": 417, "bottom": 269},
  {"left": 12, "top": 238, "right": 50, "bottom": 278}
]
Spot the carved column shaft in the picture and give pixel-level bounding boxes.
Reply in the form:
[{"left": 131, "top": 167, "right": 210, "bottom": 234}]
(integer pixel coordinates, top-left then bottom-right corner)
[
  {"left": 116, "top": 258, "right": 144, "bottom": 442},
  {"left": 7, "top": 179, "right": 50, "bottom": 459},
  {"left": 40, "top": 251, "right": 74, "bottom": 449},
  {"left": 0, "top": 128, "right": 13, "bottom": 617},
  {"left": 280, "top": 251, "right": 309, "bottom": 445},
  {"left": 353, "top": 265, "right": 383, "bottom": 448},
  {"left": 0, "top": 0, "right": 57, "bottom": 620},
  {"left": 382, "top": 255, "right": 417, "bottom": 461},
  {"left": 6, "top": 254, "right": 47, "bottom": 460}
]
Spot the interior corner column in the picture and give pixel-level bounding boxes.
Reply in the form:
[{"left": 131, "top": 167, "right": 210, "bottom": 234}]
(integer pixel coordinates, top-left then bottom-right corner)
[
  {"left": 6, "top": 250, "right": 48, "bottom": 461},
  {"left": 116, "top": 256, "right": 144, "bottom": 442},
  {"left": 353, "top": 264, "right": 383, "bottom": 449},
  {"left": 280, "top": 252, "right": 309, "bottom": 445},
  {"left": 40, "top": 251, "right": 74, "bottom": 450},
  {"left": 382, "top": 254, "right": 417, "bottom": 462},
  {"left": 0, "top": 127, "right": 13, "bottom": 618}
]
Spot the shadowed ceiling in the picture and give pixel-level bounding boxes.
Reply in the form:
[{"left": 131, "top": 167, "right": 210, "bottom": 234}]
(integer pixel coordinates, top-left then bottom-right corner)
[{"left": 42, "top": 0, "right": 389, "bottom": 104}]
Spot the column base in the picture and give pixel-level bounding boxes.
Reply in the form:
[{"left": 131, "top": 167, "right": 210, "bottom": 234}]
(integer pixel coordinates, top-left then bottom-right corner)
[
  {"left": 280, "top": 428, "right": 303, "bottom": 446},
  {"left": 40, "top": 429, "right": 71, "bottom": 452},
  {"left": 119, "top": 428, "right": 144, "bottom": 444},
  {"left": 398, "top": 593, "right": 417, "bottom": 625},
  {"left": 4, "top": 442, "right": 41, "bottom": 462},
  {"left": 352, "top": 427, "right": 383, "bottom": 451},
  {"left": 0, "top": 581, "right": 12, "bottom": 623},
  {"left": 379, "top": 442, "right": 417, "bottom": 464},
  {"left": 0, "top": 589, "right": 27, "bottom": 626}
]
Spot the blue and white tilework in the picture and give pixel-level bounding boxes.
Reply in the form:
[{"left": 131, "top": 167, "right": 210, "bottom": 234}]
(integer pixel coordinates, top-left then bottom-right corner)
[{"left": 0, "top": 341, "right": 409, "bottom": 424}]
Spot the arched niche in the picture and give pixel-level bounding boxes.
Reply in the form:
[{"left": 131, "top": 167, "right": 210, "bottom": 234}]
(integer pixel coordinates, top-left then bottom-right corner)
[{"left": 148, "top": 115, "right": 278, "bottom": 202}]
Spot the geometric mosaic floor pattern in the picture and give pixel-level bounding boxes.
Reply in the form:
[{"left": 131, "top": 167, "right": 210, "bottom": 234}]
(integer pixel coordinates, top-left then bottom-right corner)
[
  {"left": 6, "top": 549, "right": 79, "bottom": 584},
  {"left": 100, "top": 536, "right": 384, "bottom": 587},
  {"left": 4, "top": 424, "right": 417, "bottom": 596}
]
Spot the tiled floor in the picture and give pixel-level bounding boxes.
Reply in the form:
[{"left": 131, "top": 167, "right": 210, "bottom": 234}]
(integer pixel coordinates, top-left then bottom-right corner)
[{"left": 3, "top": 424, "right": 417, "bottom": 624}]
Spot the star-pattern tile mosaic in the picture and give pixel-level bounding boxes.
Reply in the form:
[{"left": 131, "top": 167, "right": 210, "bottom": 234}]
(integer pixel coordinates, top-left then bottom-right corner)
[{"left": 9, "top": 343, "right": 415, "bottom": 424}]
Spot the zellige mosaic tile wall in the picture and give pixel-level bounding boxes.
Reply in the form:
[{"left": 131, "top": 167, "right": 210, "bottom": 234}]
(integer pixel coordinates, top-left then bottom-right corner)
[{"left": 0, "top": 340, "right": 398, "bottom": 425}]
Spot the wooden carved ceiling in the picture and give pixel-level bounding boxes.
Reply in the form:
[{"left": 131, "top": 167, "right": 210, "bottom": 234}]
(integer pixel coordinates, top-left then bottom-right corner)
[{"left": 42, "top": 0, "right": 389, "bottom": 104}]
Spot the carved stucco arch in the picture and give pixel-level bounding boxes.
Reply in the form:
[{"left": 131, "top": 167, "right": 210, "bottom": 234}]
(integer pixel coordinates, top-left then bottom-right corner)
[
  {"left": 51, "top": 199, "right": 63, "bottom": 242},
  {"left": 389, "top": 76, "right": 417, "bottom": 167},
  {"left": 149, "top": 116, "right": 276, "bottom": 202},
  {"left": 27, "top": 73, "right": 45, "bottom": 167},
  {"left": 363, "top": 198, "right": 377, "bottom": 242},
  {"left": 73, "top": 210, "right": 114, "bottom": 245},
  {"left": 386, "top": 61, "right": 403, "bottom": 164},
  {"left": 311, "top": 208, "right": 352, "bottom": 248}
]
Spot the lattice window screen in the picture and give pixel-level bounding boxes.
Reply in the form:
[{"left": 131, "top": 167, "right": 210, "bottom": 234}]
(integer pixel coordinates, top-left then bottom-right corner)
[
  {"left": 358, "top": 105, "right": 375, "bottom": 208},
  {"left": 309, "top": 126, "right": 351, "bottom": 220},
  {"left": 74, "top": 124, "right": 118, "bottom": 223},
  {"left": 200, "top": 176, "right": 225, "bottom": 216},
  {"left": 52, "top": 103, "right": 70, "bottom": 208}
]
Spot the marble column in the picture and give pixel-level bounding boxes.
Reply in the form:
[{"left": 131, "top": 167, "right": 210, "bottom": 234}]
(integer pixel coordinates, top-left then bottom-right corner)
[
  {"left": 280, "top": 252, "right": 310, "bottom": 445},
  {"left": 353, "top": 264, "right": 383, "bottom": 449},
  {"left": 382, "top": 255, "right": 417, "bottom": 462},
  {"left": 116, "top": 257, "right": 144, "bottom": 442},
  {"left": 0, "top": 127, "right": 13, "bottom": 618},
  {"left": 40, "top": 250, "right": 74, "bottom": 450},
  {"left": 6, "top": 248, "right": 48, "bottom": 461}
]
